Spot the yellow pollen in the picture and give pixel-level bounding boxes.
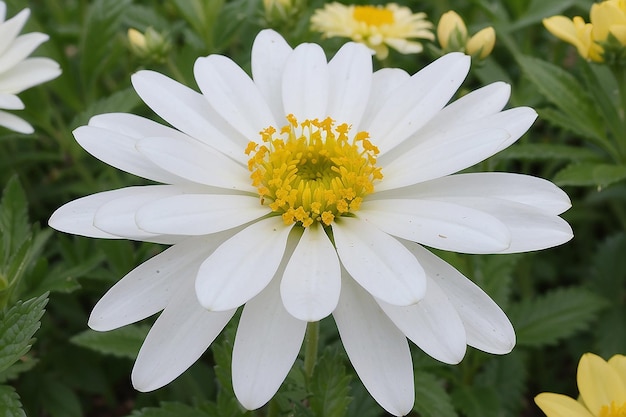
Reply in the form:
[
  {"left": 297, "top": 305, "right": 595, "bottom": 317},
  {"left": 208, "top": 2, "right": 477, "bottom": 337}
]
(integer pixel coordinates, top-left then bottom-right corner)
[
  {"left": 353, "top": 5, "right": 394, "bottom": 26},
  {"left": 599, "top": 401, "right": 626, "bottom": 417},
  {"left": 247, "top": 114, "right": 382, "bottom": 227}
]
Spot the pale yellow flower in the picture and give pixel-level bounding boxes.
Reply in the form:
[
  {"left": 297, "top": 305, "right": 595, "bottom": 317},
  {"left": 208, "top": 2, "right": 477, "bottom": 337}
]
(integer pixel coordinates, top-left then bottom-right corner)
[
  {"left": 544, "top": 0, "right": 626, "bottom": 63},
  {"left": 310, "top": 2, "right": 434, "bottom": 59},
  {"left": 535, "top": 353, "right": 626, "bottom": 417},
  {"left": 436, "top": 10, "right": 496, "bottom": 59}
]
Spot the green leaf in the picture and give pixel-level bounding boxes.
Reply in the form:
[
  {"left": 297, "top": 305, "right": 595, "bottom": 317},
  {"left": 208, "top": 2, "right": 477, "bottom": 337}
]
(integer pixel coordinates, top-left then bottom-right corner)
[
  {"left": 79, "top": 0, "right": 132, "bottom": 91},
  {"left": 451, "top": 385, "right": 499, "bottom": 417},
  {"left": 499, "top": 143, "right": 600, "bottom": 162},
  {"left": 554, "top": 162, "right": 626, "bottom": 187},
  {"left": 509, "top": 0, "right": 574, "bottom": 30},
  {"left": 0, "top": 293, "right": 48, "bottom": 372},
  {"left": 517, "top": 56, "right": 607, "bottom": 148},
  {"left": 509, "top": 287, "right": 607, "bottom": 347},
  {"left": 0, "top": 385, "right": 25, "bottom": 417},
  {"left": 70, "top": 87, "right": 142, "bottom": 129},
  {"left": 0, "top": 356, "right": 38, "bottom": 383},
  {"left": 309, "top": 348, "right": 352, "bottom": 417},
  {"left": 413, "top": 371, "right": 457, "bottom": 417},
  {"left": 37, "top": 376, "right": 82, "bottom": 417},
  {"left": 0, "top": 176, "right": 30, "bottom": 266},
  {"left": 129, "top": 402, "right": 212, "bottom": 417},
  {"left": 475, "top": 352, "right": 527, "bottom": 417},
  {"left": 70, "top": 324, "right": 150, "bottom": 359}
]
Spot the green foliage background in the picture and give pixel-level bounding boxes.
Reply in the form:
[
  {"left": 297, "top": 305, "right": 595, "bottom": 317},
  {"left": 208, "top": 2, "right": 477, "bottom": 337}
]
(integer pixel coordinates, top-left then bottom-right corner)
[{"left": 0, "top": 0, "right": 624, "bottom": 416}]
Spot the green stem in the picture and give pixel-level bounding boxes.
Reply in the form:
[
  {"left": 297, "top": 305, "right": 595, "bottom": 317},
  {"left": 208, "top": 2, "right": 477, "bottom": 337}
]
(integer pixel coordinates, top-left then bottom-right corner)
[{"left": 303, "top": 321, "right": 320, "bottom": 382}]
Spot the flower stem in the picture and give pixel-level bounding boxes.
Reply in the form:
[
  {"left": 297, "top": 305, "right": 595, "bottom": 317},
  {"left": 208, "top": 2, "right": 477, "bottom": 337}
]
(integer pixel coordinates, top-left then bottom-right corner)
[{"left": 304, "top": 321, "right": 320, "bottom": 382}]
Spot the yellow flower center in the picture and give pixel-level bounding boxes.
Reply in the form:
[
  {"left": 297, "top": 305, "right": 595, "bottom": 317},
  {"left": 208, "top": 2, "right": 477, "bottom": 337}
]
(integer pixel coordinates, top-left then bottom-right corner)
[
  {"left": 246, "top": 114, "right": 382, "bottom": 228},
  {"left": 353, "top": 5, "right": 394, "bottom": 26},
  {"left": 600, "top": 401, "right": 626, "bottom": 417}
]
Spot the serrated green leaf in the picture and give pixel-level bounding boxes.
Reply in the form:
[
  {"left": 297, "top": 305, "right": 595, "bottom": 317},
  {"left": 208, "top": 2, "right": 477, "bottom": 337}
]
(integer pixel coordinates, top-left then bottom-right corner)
[
  {"left": 517, "top": 56, "right": 607, "bottom": 147},
  {"left": 472, "top": 254, "right": 521, "bottom": 310},
  {"left": 499, "top": 142, "right": 600, "bottom": 162},
  {"left": 509, "top": 287, "right": 607, "bottom": 347},
  {"left": 70, "top": 324, "right": 150, "bottom": 359},
  {"left": 451, "top": 385, "right": 499, "bottom": 417},
  {"left": 129, "top": 402, "right": 212, "bottom": 417},
  {"left": 0, "top": 385, "right": 25, "bottom": 417},
  {"left": 0, "top": 293, "right": 48, "bottom": 372},
  {"left": 0, "top": 356, "right": 38, "bottom": 383},
  {"left": 475, "top": 352, "right": 527, "bottom": 417},
  {"left": 554, "top": 162, "right": 626, "bottom": 187},
  {"left": 310, "top": 348, "right": 352, "bottom": 417},
  {"left": 413, "top": 371, "right": 457, "bottom": 417},
  {"left": 0, "top": 176, "right": 30, "bottom": 267}
]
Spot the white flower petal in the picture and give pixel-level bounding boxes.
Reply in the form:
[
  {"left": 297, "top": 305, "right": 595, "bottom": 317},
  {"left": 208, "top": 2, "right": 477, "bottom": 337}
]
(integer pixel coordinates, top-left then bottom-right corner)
[
  {"left": 367, "top": 53, "right": 471, "bottom": 155},
  {"left": 359, "top": 199, "right": 511, "bottom": 254},
  {"left": 136, "top": 136, "right": 253, "bottom": 191},
  {"left": 0, "top": 9, "right": 29, "bottom": 56},
  {"left": 377, "top": 275, "right": 467, "bottom": 364},
  {"left": 0, "top": 32, "right": 48, "bottom": 73},
  {"left": 359, "top": 68, "right": 410, "bottom": 131},
  {"left": 0, "top": 57, "right": 60, "bottom": 94},
  {"left": 332, "top": 217, "right": 426, "bottom": 306},
  {"left": 196, "top": 217, "right": 293, "bottom": 311},
  {"left": 0, "top": 109, "right": 32, "bottom": 133},
  {"left": 326, "top": 42, "right": 373, "bottom": 127},
  {"left": 281, "top": 224, "right": 341, "bottom": 321},
  {"left": 73, "top": 125, "right": 183, "bottom": 184},
  {"left": 417, "top": 82, "right": 511, "bottom": 139},
  {"left": 94, "top": 185, "right": 188, "bottom": 239},
  {"left": 373, "top": 172, "right": 572, "bottom": 215},
  {"left": 251, "top": 29, "right": 293, "bottom": 123},
  {"left": 428, "top": 197, "right": 573, "bottom": 253},
  {"left": 334, "top": 276, "right": 414, "bottom": 416},
  {"left": 132, "top": 282, "right": 236, "bottom": 392},
  {"left": 378, "top": 107, "right": 538, "bottom": 191},
  {"left": 88, "top": 236, "right": 218, "bottom": 331},
  {"left": 131, "top": 70, "right": 246, "bottom": 163},
  {"left": 406, "top": 242, "right": 515, "bottom": 354},
  {"left": 233, "top": 275, "right": 307, "bottom": 409},
  {"left": 136, "top": 194, "right": 268, "bottom": 236},
  {"left": 194, "top": 55, "right": 277, "bottom": 139},
  {"left": 282, "top": 43, "right": 329, "bottom": 120},
  {"left": 0, "top": 93, "right": 23, "bottom": 109}
]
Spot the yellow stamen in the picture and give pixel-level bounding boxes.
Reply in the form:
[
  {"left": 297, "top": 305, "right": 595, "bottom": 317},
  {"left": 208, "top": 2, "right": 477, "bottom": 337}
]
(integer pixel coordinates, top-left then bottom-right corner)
[
  {"left": 247, "top": 115, "right": 382, "bottom": 227},
  {"left": 353, "top": 5, "right": 394, "bottom": 26},
  {"left": 599, "top": 401, "right": 626, "bottom": 417}
]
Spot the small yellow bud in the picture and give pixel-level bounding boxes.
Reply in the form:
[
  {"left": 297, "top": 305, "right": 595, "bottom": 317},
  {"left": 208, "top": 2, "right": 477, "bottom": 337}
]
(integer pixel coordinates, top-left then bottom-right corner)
[
  {"left": 437, "top": 10, "right": 467, "bottom": 51},
  {"left": 127, "top": 27, "right": 171, "bottom": 64},
  {"left": 466, "top": 27, "right": 496, "bottom": 59},
  {"left": 263, "top": 0, "right": 302, "bottom": 25}
]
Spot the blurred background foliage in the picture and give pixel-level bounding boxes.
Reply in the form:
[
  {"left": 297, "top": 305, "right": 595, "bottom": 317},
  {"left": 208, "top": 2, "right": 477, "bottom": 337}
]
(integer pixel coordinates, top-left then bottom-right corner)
[{"left": 0, "top": 0, "right": 623, "bottom": 416}]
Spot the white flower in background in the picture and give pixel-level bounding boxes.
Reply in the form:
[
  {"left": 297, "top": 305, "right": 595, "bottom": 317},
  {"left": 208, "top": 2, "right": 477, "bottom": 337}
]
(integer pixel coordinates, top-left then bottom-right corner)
[
  {"left": 0, "top": 1, "right": 61, "bottom": 134},
  {"left": 49, "top": 29, "right": 573, "bottom": 416},
  {"left": 311, "top": 2, "right": 434, "bottom": 59}
]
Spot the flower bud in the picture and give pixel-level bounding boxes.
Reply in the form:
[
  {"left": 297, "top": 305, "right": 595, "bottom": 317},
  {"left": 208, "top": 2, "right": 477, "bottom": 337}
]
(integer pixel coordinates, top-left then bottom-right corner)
[
  {"left": 437, "top": 10, "right": 467, "bottom": 51},
  {"left": 128, "top": 27, "right": 171, "bottom": 64},
  {"left": 466, "top": 27, "right": 496, "bottom": 59}
]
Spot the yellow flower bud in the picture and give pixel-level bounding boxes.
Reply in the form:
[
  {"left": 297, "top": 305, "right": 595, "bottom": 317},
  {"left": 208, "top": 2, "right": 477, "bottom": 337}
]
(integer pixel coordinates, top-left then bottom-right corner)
[
  {"left": 437, "top": 10, "right": 467, "bottom": 51},
  {"left": 127, "top": 27, "right": 171, "bottom": 64},
  {"left": 466, "top": 27, "right": 496, "bottom": 59}
]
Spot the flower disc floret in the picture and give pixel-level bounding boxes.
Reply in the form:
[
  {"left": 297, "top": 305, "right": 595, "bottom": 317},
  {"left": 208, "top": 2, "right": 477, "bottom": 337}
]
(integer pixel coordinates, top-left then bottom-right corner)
[
  {"left": 246, "top": 114, "right": 382, "bottom": 227},
  {"left": 353, "top": 5, "right": 395, "bottom": 26}
]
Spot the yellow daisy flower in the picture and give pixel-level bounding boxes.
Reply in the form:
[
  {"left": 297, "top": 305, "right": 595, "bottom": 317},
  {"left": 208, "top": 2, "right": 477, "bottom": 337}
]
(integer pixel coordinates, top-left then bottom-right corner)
[
  {"left": 310, "top": 2, "right": 434, "bottom": 60},
  {"left": 535, "top": 352, "right": 626, "bottom": 417}
]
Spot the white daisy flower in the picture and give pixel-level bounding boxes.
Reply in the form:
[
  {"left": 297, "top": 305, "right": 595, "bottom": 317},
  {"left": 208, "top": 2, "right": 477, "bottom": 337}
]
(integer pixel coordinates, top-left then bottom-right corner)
[
  {"left": 310, "top": 2, "right": 434, "bottom": 59},
  {"left": 49, "top": 30, "right": 572, "bottom": 416},
  {"left": 0, "top": 1, "right": 61, "bottom": 134}
]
